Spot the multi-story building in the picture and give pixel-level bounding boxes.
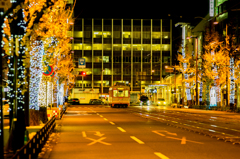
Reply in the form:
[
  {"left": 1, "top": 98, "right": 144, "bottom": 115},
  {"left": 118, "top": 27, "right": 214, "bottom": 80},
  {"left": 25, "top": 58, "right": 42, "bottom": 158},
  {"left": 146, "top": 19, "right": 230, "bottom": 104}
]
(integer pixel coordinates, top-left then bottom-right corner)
[{"left": 69, "top": 18, "right": 172, "bottom": 102}]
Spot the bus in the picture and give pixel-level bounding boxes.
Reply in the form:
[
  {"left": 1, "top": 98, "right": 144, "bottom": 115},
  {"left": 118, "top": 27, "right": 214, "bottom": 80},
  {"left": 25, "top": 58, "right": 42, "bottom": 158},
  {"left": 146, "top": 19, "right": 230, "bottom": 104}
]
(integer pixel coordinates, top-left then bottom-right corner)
[{"left": 109, "top": 83, "right": 130, "bottom": 108}]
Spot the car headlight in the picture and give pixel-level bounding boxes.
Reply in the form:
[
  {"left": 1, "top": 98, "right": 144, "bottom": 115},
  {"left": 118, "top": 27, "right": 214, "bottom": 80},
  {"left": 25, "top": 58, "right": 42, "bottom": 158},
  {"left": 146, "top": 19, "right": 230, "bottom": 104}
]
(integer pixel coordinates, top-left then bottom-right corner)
[{"left": 147, "top": 100, "right": 150, "bottom": 105}]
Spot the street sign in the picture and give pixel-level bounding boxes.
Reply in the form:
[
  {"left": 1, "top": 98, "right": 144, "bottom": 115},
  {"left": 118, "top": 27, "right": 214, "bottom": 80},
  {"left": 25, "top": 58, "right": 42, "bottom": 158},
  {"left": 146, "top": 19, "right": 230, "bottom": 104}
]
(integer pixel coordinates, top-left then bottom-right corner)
[{"left": 78, "top": 58, "right": 86, "bottom": 68}]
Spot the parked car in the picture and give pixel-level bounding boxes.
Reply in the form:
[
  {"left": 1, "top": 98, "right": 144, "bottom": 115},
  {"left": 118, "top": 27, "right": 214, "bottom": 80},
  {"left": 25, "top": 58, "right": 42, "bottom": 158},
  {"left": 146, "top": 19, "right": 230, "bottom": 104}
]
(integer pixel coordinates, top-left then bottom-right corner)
[
  {"left": 157, "top": 98, "right": 166, "bottom": 106},
  {"left": 3, "top": 100, "right": 10, "bottom": 117},
  {"left": 68, "top": 98, "right": 80, "bottom": 105},
  {"left": 139, "top": 95, "right": 151, "bottom": 106},
  {"left": 89, "top": 99, "right": 104, "bottom": 105}
]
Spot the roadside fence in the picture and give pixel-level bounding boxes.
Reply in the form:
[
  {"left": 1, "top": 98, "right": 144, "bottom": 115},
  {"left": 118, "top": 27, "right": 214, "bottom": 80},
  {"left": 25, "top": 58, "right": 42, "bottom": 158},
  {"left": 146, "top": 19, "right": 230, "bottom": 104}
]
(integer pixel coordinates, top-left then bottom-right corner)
[{"left": 11, "top": 116, "right": 56, "bottom": 159}]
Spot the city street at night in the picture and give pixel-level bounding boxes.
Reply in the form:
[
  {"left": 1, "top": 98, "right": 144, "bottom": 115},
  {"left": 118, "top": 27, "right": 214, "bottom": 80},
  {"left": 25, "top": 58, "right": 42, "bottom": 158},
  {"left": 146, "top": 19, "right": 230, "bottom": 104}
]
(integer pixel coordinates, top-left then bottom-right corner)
[
  {"left": 3, "top": 0, "right": 240, "bottom": 159},
  {"left": 39, "top": 105, "right": 240, "bottom": 159}
]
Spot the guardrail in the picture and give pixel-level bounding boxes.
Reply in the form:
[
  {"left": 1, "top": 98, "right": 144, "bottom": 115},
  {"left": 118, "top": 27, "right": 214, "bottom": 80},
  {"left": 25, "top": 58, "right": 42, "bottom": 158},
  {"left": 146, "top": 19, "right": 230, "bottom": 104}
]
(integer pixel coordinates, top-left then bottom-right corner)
[
  {"left": 11, "top": 116, "right": 56, "bottom": 159},
  {"left": 60, "top": 104, "right": 67, "bottom": 119}
]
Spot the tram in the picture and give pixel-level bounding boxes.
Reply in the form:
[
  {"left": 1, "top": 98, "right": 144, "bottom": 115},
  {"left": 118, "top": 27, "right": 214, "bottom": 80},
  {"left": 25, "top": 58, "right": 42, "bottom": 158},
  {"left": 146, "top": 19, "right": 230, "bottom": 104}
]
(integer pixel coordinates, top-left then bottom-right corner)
[{"left": 109, "top": 83, "right": 130, "bottom": 108}]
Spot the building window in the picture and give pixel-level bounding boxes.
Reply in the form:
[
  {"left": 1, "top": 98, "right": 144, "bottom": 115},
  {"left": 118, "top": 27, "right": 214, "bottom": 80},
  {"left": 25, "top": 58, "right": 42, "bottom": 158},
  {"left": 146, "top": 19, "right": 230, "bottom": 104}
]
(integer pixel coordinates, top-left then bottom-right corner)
[
  {"left": 103, "top": 31, "right": 111, "bottom": 38},
  {"left": 113, "top": 31, "right": 121, "bottom": 38},
  {"left": 103, "top": 44, "right": 111, "bottom": 50},
  {"left": 133, "top": 44, "right": 141, "bottom": 51},
  {"left": 83, "top": 44, "right": 92, "bottom": 50},
  {"left": 104, "top": 68, "right": 111, "bottom": 75},
  {"left": 93, "top": 44, "right": 102, "bottom": 50},
  {"left": 84, "top": 31, "right": 92, "bottom": 38},
  {"left": 93, "top": 32, "right": 102, "bottom": 38},
  {"left": 152, "top": 32, "right": 161, "bottom": 39},
  {"left": 94, "top": 56, "right": 102, "bottom": 62},
  {"left": 73, "top": 44, "right": 83, "bottom": 50},
  {"left": 162, "top": 44, "right": 170, "bottom": 51},
  {"left": 152, "top": 44, "right": 161, "bottom": 51},
  {"left": 163, "top": 56, "right": 170, "bottom": 63},
  {"left": 143, "top": 31, "right": 151, "bottom": 39},
  {"left": 133, "top": 31, "right": 141, "bottom": 39},
  {"left": 123, "top": 44, "right": 131, "bottom": 51},
  {"left": 103, "top": 56, "right": 109, "bottom": 63},
  {"left": 123, "top": 32, "right": 131, "bottom": 38},
  {"left": 74, "top": 31, "right": 83, "bottom": 38},
  {"left": 162, "top": 32, "right": 170, "bottom": 39},
  {"left": 142, "top": 44, "right": 151, "bottom": 51},
  {"left": 113, "top": 44, "right": 121, "bottom": 51}
]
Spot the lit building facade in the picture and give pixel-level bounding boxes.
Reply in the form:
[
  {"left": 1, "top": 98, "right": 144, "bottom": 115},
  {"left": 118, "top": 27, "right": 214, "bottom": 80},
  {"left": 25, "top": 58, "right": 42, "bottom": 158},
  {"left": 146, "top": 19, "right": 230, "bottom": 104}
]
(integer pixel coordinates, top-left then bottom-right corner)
[{"left": 70, "top": 18, "right": 172, "bottom": 95}]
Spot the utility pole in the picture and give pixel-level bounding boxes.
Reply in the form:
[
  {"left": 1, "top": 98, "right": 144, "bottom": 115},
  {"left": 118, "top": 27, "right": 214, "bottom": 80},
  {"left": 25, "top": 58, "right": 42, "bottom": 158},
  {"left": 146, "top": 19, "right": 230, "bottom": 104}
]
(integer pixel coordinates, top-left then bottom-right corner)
[
  {"left": 174, "top": 66, "right": 177, "bottom": 103},
  {"left": 195, "top": 38, "right": 198, "bottom": 106}
]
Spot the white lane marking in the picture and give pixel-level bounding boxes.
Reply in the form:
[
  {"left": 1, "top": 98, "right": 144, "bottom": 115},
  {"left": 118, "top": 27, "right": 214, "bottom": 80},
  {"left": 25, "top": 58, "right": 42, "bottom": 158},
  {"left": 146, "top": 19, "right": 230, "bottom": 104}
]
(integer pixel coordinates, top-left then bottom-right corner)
[
  {"left": 109, "top": 122, "right": 115, "bottom": 125},
  {"left": 130, "top": 136, "right": 144, "bottom": 144},
  {"left": 117, "top": 127, "right": 126, "bottom": 132},
  {"left": 154, "top": 152, "right": 169, "bottom": 159},
  {"left": 89, "top": 131, "right": 104, "bottom": 137}
]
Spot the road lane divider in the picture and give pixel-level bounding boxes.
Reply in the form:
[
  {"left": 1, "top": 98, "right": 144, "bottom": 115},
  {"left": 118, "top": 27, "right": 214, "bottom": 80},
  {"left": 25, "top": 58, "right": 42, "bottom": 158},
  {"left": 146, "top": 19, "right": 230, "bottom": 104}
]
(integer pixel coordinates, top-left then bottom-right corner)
[
  {"left": 99, "top": 115, "right": 103, "bottom": 117},
  {"left": 117, "top": 127, "right": 126, "bottom": 132},
  {"left": 154, "top": 152, "right": 169, "bottom": 159},
  {"left": 130, "top": 136, "right": 144, "bottom": 144},
  {"left": 104, "top": 118, "right": 108, "bottom": 121},
  {"left": 109, "top": 122, "right": 115, "bottom": 125}
]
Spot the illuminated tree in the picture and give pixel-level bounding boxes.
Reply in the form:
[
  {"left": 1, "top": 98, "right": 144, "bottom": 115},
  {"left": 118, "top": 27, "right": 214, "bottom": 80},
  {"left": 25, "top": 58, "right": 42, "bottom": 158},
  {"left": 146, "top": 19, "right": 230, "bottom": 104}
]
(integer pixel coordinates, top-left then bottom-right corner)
[
  {"left": 177, "top": 44, "right": 197, "bottom": 106},
  {"left": 2, "top": 0, "right": 75, "bottom": 151},
  {"left": 202, "top": 30, "right": 226, "bottom": 106}
]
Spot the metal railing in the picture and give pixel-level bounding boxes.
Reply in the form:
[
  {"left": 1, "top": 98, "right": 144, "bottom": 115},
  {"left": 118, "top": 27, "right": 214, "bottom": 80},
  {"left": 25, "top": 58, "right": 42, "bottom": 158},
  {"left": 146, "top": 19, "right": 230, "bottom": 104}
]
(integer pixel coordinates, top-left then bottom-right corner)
[{"left": 11, "top": 116, "right": 56, "bottom": 159}]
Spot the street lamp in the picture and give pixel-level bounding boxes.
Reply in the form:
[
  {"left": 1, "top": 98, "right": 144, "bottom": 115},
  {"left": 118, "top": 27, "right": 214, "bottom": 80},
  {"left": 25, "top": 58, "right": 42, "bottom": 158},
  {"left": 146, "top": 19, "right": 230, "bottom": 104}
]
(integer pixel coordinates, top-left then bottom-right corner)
[{"left": 101, "top": 69, "right": 105, "bottom": 100}]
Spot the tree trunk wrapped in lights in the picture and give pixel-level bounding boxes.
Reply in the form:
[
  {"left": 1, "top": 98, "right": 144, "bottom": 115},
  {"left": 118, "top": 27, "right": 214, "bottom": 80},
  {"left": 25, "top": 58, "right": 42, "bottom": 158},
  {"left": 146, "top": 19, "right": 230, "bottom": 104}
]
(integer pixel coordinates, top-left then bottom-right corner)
[{"left": 2, "top": 0, "right": 75, "bottom": 152}]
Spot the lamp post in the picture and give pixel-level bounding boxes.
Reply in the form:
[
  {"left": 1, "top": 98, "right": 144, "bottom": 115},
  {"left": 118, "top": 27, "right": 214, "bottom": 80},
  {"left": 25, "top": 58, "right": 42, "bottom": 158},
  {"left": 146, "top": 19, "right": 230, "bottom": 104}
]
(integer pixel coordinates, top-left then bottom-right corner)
[{"left": 101, "top": 70, "right": 105, "bottom": 100}]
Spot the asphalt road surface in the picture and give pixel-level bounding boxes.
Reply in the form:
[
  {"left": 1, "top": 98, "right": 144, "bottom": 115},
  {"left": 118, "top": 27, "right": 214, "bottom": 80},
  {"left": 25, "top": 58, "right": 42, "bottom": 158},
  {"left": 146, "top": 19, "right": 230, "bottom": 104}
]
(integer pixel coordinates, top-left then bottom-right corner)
[{"left": 40, "top": 105, "right": 240, "bottom": 159}]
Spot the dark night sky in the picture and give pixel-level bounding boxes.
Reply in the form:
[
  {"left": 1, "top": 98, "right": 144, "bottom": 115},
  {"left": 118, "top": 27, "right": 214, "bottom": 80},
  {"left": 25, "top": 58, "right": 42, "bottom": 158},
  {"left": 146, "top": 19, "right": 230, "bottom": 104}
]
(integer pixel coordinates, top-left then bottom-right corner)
[{"left": 74, "top": 0, "right": 209, "bottom": 25}]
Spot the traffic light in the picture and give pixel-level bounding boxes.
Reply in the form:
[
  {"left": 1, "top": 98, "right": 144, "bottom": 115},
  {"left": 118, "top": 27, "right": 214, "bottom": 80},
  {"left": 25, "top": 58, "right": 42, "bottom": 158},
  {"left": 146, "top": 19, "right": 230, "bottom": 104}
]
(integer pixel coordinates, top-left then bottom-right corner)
[{"left": 80, "top": 71, "right": 86, "bottom": 76}]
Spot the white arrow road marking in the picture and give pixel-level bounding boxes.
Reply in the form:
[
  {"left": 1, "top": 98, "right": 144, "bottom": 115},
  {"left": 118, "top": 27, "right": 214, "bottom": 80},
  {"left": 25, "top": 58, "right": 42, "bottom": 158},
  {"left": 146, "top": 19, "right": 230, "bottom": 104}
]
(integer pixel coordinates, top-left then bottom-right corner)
[
  {"left": 160, "top": 130, "right": 177, "bottom": 136},
  {"left": 181, "top": 136, "right": 186, "bottom": 144},
  {"left": 82, "top": 131, "right": 87, "bottom": 137},
  {"left": 166, "top": 136, "right": 204, "bottom": 144},
  {"left": 153, "top": 131, "right": 165, "bottom": 136},
  {"left": 93, "top": 131, "right": 105, "bottom": 137}
]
